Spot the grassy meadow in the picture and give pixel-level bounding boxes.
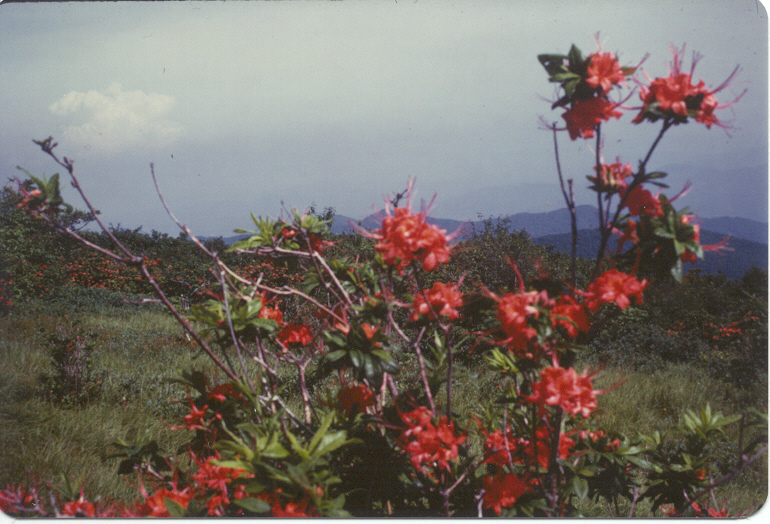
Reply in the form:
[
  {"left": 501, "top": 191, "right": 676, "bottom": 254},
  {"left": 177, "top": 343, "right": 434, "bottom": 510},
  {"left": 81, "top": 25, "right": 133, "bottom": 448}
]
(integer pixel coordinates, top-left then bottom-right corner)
[{"left": 0, "top": 286, "right": 766, "bottom": 517}]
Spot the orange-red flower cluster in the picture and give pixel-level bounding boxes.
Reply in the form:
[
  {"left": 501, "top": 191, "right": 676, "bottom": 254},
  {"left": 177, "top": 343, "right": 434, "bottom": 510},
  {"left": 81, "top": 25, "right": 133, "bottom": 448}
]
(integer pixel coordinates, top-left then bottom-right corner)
[
  {"left": 482, "top": 473, "right": 537, "bottom": 516},
  {"left": 277, "top": 323, "right": 313, "bottom": 348},
  {"left": 633, "top": 46, "right": 741, "bottom": 129},
  {"left": 409, "top": 281, "right": 463, "bottom": 322},
  {"left": 585, "top": 51, "right": 628, "bottom": 94},
  {"left": 551, "top": 295, "right": 590, "bottom": 338},
  {"left": 622, "top": 185, "right": 663, "bottom": 217},
  {"left": 584, "top": 269, "right": 648, "bottom": 312},
  {"left": 398, "top": 406, "right": 467, "bottom": 472},
  {"left": 61, "top": 497, "right": 96, "bottom": 517},
  {"left": 525, "top": 365, "right": 599, "bottom": 418},
  {"left": 135, "top": 486, "right": 193, "bottom": 517},
  {"left": 562, "top": 97, "right": 623, "bottom": 140},
  {"left": 337, "top": 384, "right": 375, "bottom": 417},
  {"left": 191, "top": 454, "right": 254, "bottom": 516},
  {"left": 373, "top": 206, "right": 452, "bottom": 272},
  {"left": 482, "top": 424, "right": 574, "bottom": 470},
  {"left": 590, "top": 161, "right": 633, "bottom": 193},
  {"left": 257, "top": 490, "right": 320, "bottom": 517},
  {"left": 491, "top": 290, "right": 547, "bottom": 355}
]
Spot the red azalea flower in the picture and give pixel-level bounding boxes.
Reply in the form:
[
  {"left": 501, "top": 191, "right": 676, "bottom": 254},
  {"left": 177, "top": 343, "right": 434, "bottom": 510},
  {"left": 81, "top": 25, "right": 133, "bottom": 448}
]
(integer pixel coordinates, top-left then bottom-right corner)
[
  {"left": 526, "top": 365, "right": 600, "bottom": 418},
  {"left": 590, "top": 161, "right": 633, "bottom": 193},
  {"left": 490, "top": 290, "right": 547, "bottom": 355},
  {"left": 136, "top": 487, "right": 193, "bottom": 517},
  {"left": 208, "top": 382, "right": 245, "bottom": 403},
  {"left": 562, "top": 97, "right": 623, "bottom": 140},
  {"left": 482, "top": 473, "right": 536, "bottom": 515},
  {"left": 584, "top": 268, "right": 648, "bottom": 312},
  {"left": 179, "top": 402, "right": 209, "bottom": 431},
  {"left": 366, "top": 180, "right": 456, "bottom": 272},
  {"left": 61, "top": 497, "right": 96, "bottom": 518},
  {"left": 633, "top": 45, "right": 744, "bottom": 129},
  {"left": 678, "top": 214, "right": 730, "bottom": 263},
  {"left": 277, "top": 323, "right": 313, "bottom": 348},
  {"left": 337, "top": 384, "right": 376, "bottom": 416},
  {"left": 374, "top": 206, "right": 452, "bottom": 272},
  {"left": 258, "top": 304, "right": 284, "bottom": 325},
  {"left": 410, "top": 281, "right": 463, "bottom": 322},
  {"left": 622, "top": 185, "right": 663, "bottom": 217},
  {"left": 192, "top": 454, "right": 254, "bottom": 516},
  {"left": 586, "top": 52, "right": 627, "bottom": 94},
  {"left": 613, "top": 219, "right": 640, "bottom": 254},
  {"left": 551, "top": 295, "right": 590, "bottom": 338},
  {"left": 398, "top": 406, "right": 467, "bottom": 472},
  {"left": 271, "top": 496, "right": 319, "bottom": 517}
]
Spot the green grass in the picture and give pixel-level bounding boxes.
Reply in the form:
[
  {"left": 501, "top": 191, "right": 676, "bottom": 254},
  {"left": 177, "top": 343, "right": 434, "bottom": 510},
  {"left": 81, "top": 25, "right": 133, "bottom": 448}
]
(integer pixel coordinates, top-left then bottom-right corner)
[
  {"left": 0, "top": 305, "right": 767, "bottom": 516},
  {"left": 586, "top": 365, "right": 768, "bottom": 517},
  {"left": 0, "top": 305, "right": 221, "bottom": 504}
]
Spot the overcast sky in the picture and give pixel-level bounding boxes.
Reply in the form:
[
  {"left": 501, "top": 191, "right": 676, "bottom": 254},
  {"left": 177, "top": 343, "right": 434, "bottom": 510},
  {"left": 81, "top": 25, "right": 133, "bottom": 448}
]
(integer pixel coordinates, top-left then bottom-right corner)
[{"left": 1, "top": 0, "right": 767, "bottom": 236}]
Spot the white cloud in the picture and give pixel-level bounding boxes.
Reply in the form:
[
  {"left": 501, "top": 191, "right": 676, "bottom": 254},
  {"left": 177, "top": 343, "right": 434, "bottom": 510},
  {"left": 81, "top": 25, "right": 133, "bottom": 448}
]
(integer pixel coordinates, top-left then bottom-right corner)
[{"left": 49, "top": 82, "right": 183, "bottom": 155}]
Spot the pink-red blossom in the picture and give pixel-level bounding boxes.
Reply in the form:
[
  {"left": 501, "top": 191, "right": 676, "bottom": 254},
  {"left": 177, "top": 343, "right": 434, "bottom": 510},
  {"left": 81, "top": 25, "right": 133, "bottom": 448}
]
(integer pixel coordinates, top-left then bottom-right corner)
[
  {"left": 398, "top": 406, "right": 467, "bottom": 472},
  {"left": 632, "top": 45, "right": 744, "bottom": 129},
  {"left": 584, "top": 269, "right": 648, "bottom": 312},
  {"left": 586, "top": 52, "right": 627, "bottom": 94},
  {"left": 410, "top": 281, "right": 463, "bottom": 322},
  {"left": 525, "top": 365, "right": 600, "bottom": 418},
  {"left": 562, "top": 97, "right": 623, "bottom": 140}
]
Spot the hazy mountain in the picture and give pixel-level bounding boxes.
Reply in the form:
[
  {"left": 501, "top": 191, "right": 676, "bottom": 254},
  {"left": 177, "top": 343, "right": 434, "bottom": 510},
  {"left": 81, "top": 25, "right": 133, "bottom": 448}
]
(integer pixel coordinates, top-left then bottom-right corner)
[
  {"left": 655, "top": 162, "right": 768, "bottom": 224},
  {"left": 698, "top": 216, "right": 767, "bottom": 244},
  {"left": 220, "top": 205, "right": 767, "bottom": 279},
  {"left": 333, "top": 206, "right": 768, "bottom": 244},
  {"left": 533, "top": 228, "right": 768, "bottom": 280}
]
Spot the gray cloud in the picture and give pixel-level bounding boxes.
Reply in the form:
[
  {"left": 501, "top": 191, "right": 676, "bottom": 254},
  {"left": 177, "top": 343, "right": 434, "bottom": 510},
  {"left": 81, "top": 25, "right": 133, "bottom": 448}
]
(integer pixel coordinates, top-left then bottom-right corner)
[{"left": 0, "top": 1, "right": 766, "bottom": 236}]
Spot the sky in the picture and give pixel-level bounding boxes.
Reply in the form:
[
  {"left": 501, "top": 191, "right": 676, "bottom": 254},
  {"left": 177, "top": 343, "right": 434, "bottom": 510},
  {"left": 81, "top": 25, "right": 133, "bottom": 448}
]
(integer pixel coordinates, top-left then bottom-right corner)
[{"left": 1, "top": 0, "right": 767, "bottom": 237}]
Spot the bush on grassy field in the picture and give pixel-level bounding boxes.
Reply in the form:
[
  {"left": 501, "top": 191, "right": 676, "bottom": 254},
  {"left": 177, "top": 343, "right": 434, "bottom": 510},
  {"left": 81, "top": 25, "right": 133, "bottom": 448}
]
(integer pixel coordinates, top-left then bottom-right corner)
[{"left": 1, "top": 40, "right": 766, "bottom": 518}]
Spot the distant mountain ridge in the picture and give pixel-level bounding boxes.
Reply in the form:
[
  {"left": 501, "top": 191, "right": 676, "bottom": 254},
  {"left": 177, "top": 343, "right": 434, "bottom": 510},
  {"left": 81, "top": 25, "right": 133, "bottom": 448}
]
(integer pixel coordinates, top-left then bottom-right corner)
[
  {"left": 330, "top": 206, "right": 767, "bottom": 245},
  {"left": 218, "top": 206, "right": 767, "bottom": 279},
  {"left": 533, "top": 228, "right": 767, "bottom": 280}
]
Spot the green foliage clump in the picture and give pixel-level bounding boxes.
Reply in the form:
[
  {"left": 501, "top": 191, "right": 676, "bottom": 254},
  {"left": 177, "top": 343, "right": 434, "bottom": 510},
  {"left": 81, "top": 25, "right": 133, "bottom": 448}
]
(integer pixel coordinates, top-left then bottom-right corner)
[{"left": 38, "top": 320, "right": 102, "bottom": 407}]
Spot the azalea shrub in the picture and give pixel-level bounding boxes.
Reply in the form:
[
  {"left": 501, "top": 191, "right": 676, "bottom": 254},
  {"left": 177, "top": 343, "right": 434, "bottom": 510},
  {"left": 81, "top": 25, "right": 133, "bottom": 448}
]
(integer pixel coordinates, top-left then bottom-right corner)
[{"left": 3, "top": 40, "right": 766, "bottom": 518}]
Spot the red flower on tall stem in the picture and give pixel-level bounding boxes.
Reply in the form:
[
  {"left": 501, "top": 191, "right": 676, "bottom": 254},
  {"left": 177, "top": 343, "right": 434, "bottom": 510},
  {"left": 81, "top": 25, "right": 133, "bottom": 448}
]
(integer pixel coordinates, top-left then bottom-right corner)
[
  {"left": 622, "top": 185, "right": 663, "bottom": 217},
  {"left": 562, "top": 97, "right": 622, "bottom": 140},
  {"left": 398, "top": 406, "right": 467, "bottom": 472},
  {"left": 482, "top": 473, "right": 536, "bottom": 515},
  {"left": 586, "top": 51, "right": 627, "bottom": 94},
  {"left": 590, "top": 160, "right": 633, "bottom": 193},
  {"left": 410, "top": 281, "right": 463, "bottom": 322},
  {"left": 632, "top": 45, "right": 744, "bottom": 129},
  {"left": 525, "top": 365, "right": 600, "bottom": 418},
  {"left": 584, "top": 268, "right": 648, "bottom": 312},
  {"left": 367, "top": 179, "right": 456, "bottom": 272}
]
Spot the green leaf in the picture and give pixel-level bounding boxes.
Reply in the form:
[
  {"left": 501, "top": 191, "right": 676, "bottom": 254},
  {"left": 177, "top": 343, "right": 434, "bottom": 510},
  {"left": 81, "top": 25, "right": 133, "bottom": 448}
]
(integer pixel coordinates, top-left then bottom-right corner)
[
  {"left": 563, "top": 78, "right": 580, "bottom": 98},
  {"left": 573, "top": 476, "right": 589, "bottom": 500},
  {"left": 567, "top": 44, "right": 584, "bottom": 67},
  {"left": 324, "top": 350, "right": 347, "bottom": 363},
  {"left": 552, "top": 71, "right": 581, "bottom": 82},
  {"left": 164, "top": 497, "right": 186, "bottom": 518},
  {"left": 313, "top": 431, "right": 355, "bottom": 458},
  {"left": 349, "top": 349, "right": 363, "bottom": 368},
  {"left": 233, "top": 497, "right": 271, "bottom": 514},
  {"left": 538, "top": 53, "right": 568, "bottom": 76},
  {"left": 309, "top": 413, "right": 335, "bottom": 455}
]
